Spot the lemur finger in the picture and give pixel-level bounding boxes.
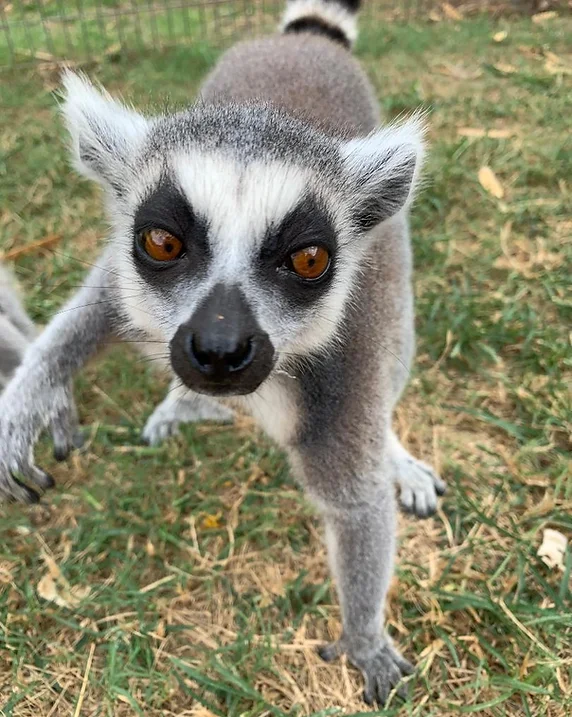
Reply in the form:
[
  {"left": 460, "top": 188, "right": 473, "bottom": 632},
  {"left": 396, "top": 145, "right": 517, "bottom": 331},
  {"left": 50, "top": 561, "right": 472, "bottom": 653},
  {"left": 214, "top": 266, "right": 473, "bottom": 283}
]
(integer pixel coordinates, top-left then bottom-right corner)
[
  {"left": 53, "top": 432, "right": 84, "bottom": 462},
  {"left": 317, "top": 641, "right": 342, "bottom": 663},
  {"left": 2, "top": 475, "right": 41, "bottom": 504},
  {"left": 51, "top": 402, "right": 82, "bottom": 461},
  {"left": 412, "top": 492, "right": 431, "bottom": 519},
  {"left": 434, "top": 475, "right": 447, "bottom": 496},
  {"left": 23, "top": 465, "right": 55, "bottom": 490},
  {"left": 399, "top": 487, "right": 415, "bottom": 513},
  {"left": 388, "top": 649, "right": 415, "bottom": 676}
]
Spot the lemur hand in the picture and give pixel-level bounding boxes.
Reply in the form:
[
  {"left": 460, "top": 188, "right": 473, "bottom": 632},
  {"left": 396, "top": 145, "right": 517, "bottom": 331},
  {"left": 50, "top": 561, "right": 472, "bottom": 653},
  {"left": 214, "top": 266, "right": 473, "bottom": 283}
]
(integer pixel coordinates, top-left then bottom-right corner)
[{"left": 0, "top": 379, "right": 82, "bottom": 503}]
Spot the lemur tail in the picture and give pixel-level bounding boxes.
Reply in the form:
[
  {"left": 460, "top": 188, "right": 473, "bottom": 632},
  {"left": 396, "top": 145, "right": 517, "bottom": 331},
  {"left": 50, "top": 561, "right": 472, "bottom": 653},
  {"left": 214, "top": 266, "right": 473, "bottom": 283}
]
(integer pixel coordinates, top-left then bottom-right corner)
[{"left": 280, "top": 0, "right": 361, "bottom": 49}]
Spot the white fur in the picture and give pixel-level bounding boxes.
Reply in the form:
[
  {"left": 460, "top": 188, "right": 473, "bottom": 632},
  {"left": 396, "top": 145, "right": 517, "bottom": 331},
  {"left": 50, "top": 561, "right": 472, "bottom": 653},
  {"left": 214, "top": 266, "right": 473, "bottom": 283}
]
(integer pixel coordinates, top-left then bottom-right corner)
[
  {"left": 281, "top": 0, "right": 359, "bottom": 45},
  {"left": 173, "top": 152, "right": 309, "bottom": 273},
  {"left": 236, "top": 377, "right": 299, "bottom": 445},
  {"left": 340, "top": 115, "right": 427, "bottom": 210},
  {"left": 61, "top": 71, "right": 150, "bottom": 187}
]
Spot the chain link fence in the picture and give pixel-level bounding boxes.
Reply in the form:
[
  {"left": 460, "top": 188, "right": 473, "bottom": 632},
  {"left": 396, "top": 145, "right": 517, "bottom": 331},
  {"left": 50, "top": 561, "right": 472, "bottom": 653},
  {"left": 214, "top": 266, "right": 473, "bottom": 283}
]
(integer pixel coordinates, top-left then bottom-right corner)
[{"left": 0, "top": 1, "right": 563, "bottom": 67}]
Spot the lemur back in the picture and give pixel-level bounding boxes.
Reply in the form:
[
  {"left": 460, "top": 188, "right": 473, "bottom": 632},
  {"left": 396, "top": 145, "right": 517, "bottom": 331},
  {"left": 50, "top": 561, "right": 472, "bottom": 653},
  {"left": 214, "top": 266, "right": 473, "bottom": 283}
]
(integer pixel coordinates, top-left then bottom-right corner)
[{"left": 200, "top": 32, "right": 379, "bottom": 135}]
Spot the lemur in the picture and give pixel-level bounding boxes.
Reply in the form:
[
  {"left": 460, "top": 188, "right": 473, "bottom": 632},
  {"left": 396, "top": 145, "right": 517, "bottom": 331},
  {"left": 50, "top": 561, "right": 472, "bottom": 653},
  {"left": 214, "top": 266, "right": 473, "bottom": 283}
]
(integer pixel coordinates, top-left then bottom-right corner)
[
  {"left": 0, "top": 264, "right": 36, "bottom": 389},
  {"left": 0, "top": 0, "right": 446, "bottom": 705}
]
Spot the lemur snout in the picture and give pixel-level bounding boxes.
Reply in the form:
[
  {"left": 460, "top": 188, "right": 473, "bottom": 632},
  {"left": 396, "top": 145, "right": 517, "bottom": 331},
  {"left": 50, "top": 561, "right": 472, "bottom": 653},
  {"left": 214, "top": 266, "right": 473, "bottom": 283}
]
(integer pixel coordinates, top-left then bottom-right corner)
[
  {"left": 189, "top": 333, "right": 255, "bottom": 375},
  {"left": 170, "top": 284, "right": 275, "bottom": 396}
]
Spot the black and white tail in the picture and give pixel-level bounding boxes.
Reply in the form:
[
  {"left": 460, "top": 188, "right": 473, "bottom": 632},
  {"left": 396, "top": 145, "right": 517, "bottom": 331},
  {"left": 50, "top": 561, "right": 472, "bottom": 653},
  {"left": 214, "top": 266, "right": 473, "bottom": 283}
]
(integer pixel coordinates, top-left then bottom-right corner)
[{"left": 281, "top": 0, "right": 361, "bottom": 49}]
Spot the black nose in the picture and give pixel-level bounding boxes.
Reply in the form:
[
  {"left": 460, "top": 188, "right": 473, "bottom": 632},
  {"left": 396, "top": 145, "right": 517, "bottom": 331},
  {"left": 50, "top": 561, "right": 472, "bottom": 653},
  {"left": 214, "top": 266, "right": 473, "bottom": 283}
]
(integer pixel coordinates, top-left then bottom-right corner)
[
  {"left": 189, "top": 333, "right": 255, "bottom": 376},
  {"left": 170, "top": 283, "right": 275, "bottom": 396}
]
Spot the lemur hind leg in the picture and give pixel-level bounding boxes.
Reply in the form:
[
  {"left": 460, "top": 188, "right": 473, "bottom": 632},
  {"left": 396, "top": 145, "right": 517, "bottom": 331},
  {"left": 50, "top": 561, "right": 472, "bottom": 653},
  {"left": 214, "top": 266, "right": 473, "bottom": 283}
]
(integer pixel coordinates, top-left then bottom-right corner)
[
  {"left": 389, "top": 430, "right": 446, "bottom": 518},
  {"left": 142, "top": 380, "right": 234, "bottom": 446}
]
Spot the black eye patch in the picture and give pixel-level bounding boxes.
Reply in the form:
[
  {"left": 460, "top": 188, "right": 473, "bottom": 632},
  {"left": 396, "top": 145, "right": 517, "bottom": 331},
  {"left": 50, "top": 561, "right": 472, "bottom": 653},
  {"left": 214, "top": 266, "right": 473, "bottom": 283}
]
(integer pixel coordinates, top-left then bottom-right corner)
[
  {"left": 257, "top": 195, "right": 337, "bottom": 307},
  {"left": 132, "top": 178, "right": 211, "bottom": 284}
]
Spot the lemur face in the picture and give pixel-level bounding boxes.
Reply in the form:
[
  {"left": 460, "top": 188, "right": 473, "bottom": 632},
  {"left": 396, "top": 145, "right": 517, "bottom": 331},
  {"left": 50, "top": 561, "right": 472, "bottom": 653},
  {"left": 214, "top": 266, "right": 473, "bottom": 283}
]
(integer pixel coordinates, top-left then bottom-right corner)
[{"left": 62, "top": 72, "right": 424, "bottom": 396}]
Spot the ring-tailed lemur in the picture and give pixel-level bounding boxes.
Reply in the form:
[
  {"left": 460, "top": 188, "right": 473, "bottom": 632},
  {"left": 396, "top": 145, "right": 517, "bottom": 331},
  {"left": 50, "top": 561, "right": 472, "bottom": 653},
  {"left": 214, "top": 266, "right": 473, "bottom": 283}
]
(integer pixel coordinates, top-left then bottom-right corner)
[
  {"left": 0, "top": 263, "right": 36, "bottom": 389},
  {"left": 0, "top": 0, "right": 446, "bottom": 705}
]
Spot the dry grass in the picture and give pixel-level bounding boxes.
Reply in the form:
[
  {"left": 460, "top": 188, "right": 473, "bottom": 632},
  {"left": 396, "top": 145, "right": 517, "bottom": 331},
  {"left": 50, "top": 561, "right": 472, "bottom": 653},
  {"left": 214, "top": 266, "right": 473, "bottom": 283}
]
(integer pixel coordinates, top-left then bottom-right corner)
[{"left": 1, "top": 9, "right": 571, "bottom": 717}]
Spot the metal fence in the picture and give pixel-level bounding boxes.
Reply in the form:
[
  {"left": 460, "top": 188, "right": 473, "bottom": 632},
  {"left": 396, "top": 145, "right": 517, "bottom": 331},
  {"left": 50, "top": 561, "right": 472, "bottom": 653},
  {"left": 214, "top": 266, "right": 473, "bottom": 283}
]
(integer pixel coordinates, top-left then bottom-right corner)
[{"left": 0, "top": 1, "right": 559, "bottom": 67}]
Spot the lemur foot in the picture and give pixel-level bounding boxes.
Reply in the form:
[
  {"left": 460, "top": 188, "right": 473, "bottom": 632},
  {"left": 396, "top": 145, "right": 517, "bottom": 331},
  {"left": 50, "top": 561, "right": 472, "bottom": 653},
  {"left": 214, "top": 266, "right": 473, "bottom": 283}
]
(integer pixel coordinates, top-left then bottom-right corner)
[
  {"left": 319, "top": 637, "right": 413, "bottom": 706},
  {"left": 389, "top": 432, "right": 446, "bottom": 518},
  {"left": 142, "top": 392, "right": 234, "bottom": 446}
]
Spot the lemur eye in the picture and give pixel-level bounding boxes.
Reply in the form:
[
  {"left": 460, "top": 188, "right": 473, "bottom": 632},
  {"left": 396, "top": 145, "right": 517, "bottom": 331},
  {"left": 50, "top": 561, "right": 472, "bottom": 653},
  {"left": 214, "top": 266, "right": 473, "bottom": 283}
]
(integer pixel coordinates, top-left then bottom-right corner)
[
  {"left": 289, "top": 246, "right": 330, "bottom": 280},
  {"left": 141, "top": 229, "right": 184, "bottom": 262}
]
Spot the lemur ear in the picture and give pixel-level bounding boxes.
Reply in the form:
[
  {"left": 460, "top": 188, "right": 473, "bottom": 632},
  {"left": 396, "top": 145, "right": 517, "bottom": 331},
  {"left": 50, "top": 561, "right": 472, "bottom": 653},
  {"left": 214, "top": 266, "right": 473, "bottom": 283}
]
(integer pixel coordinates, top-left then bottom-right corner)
[
  {"left": 61, "top": 70, "right": 149, "bottom": 192},
  {"left": 340, "top": 116, "right": 426, "bottom": 231}
]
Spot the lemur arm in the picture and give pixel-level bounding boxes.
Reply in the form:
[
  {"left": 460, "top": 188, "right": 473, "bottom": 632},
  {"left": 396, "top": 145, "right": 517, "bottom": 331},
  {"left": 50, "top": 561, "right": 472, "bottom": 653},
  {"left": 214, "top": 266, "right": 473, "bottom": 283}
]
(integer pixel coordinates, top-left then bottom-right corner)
[{"left": 0, "top": 261, "right": 116, "bottom": 502}]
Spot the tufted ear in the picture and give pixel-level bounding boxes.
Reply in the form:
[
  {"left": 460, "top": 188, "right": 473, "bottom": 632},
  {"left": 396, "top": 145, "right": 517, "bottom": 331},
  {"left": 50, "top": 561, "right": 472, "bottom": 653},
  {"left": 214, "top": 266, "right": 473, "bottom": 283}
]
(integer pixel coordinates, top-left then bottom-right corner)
[
  {"left": 340, "top": 115, "right": 426, "bottom": 232},
  {"left": 61, "top": 70, "right": 150, "bottom": 193}
]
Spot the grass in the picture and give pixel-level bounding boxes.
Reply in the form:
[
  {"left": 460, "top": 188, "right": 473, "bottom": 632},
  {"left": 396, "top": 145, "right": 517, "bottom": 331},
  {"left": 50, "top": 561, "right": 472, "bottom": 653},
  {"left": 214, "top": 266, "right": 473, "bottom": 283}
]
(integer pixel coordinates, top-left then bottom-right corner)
[{"left": 1, "top": 9, "right": 571, "bottom": 717}]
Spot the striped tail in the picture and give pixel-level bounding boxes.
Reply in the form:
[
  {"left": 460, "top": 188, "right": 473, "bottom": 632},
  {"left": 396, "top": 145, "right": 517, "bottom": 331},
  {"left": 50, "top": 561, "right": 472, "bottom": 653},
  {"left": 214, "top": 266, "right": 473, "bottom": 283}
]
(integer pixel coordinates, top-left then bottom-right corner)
[{"left": 280, "top": 0, "right": 361, "bottom": 49}]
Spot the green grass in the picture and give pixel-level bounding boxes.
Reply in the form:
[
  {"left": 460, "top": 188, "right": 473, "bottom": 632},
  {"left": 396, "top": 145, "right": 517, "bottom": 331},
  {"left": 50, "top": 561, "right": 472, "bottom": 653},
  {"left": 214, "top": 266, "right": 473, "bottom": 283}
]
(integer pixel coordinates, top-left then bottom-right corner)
[{"left": 1, "top": 10, "right": 571, "bottom": 717}]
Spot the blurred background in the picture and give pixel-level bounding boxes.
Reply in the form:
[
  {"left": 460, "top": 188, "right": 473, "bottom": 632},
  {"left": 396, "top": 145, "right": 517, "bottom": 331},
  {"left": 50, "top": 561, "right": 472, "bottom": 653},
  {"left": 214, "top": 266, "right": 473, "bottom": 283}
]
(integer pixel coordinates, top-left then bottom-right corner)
[{"left": 0, "top": 0, "right": 567, "bottom": 66}]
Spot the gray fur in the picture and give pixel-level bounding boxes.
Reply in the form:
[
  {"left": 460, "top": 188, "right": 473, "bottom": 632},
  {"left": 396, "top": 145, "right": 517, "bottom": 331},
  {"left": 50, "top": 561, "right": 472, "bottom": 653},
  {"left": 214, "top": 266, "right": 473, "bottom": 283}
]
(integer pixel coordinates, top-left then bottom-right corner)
[
  {"left": 0, "top": 0, "right": 444, "bottom": 704},
  {"left": 0, "top": 263, "right": 36, "bottom": 389}
]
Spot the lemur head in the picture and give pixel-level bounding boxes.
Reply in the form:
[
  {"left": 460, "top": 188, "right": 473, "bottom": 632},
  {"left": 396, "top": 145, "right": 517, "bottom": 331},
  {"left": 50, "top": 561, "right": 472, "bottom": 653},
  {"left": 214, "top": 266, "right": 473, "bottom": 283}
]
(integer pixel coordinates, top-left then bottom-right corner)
[{"left": 62, "top": 72, "right": 424, "bottom": 397}]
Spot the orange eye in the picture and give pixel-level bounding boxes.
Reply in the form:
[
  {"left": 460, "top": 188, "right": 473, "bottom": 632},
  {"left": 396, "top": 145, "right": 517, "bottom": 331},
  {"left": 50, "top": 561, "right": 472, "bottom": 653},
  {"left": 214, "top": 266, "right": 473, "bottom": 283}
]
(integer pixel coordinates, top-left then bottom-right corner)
[
  {"left": 289, "top": 246, "right": 330, "bottom": 280},
  {"left": 141, "top": 229, "right": 183, "bottom": 262}
]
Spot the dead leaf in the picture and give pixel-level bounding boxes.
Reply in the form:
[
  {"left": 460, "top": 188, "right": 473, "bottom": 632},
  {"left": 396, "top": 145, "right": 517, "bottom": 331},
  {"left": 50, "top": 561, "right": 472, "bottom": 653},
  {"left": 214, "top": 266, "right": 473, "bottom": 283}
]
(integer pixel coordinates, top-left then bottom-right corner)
[
  {"left": 436, "top": 63, "right": 482, "bottom": 80},
  {"left": 1, "top": 234, "right": 61, "bottom": 261},
  {"left": 458, "top": 127, "right": 514, "bottom": 139},
  {"left": 537, "top": 529, "right": 567, "bottom": 571},
  {"left": 494, "top": 62, "right": 517, "bottom": 74},
  {"left": 493, "top": 30, "right": 508, "bottom": 43},
  {"left": 201, "top": 512, "right": 223, "bottom": 529},
  {"left": 488, "top": 129, "right": 514, "bottom": 139},
  {"left": 544, "top": 60, "right": 572, "bottom": 75},
  {"left": 37, "top": 553, "right": 91, "bottom": 609},
  {"left": 458, "top": 127, "right": 486, "bottom": 138},
  {"left": 532, "top": 11, "right": 558, "bottom": 23},
  {"left": 441, "top": 2, "right": 463, "bottom": 20},
  {"left": 478, "top": 167, "right": 504, "bottom": 199}
]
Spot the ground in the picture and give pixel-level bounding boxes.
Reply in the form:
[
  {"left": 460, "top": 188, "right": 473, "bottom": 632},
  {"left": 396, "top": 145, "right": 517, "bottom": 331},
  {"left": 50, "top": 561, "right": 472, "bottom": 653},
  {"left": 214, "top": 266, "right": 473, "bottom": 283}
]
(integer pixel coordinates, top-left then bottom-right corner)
[{"left": 0, "top": 9, "right": 571, "bottom": 717}]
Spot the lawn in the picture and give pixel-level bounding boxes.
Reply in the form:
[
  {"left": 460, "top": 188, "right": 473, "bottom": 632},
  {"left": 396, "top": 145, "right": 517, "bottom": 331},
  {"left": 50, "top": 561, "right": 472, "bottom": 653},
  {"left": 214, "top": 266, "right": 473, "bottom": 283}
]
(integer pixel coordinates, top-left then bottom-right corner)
[{"left": 0, "top": 8, "right": 571, "bottom": 717}]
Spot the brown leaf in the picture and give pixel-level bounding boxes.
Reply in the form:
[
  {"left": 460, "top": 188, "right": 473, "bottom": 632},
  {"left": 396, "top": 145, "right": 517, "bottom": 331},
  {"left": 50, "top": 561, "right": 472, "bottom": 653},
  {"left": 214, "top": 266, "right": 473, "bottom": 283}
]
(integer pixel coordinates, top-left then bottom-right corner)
[
  {"left": 458, "top": 127, "right": 515, "bottom": 140},
  {"left": 201, "top": 512, "right": 223, "bottom": 529},
  {"left": 1, "top": 234, "right": 61, "bottom": 261},
  {"left": 441, "top": 2, "right": 463, "bottom": 20},
  {"left": 532, "top": 11, "right": 558, "bottom": 23},
  {"left": 457, "top": 127, "right": 486, "bottom": 138},
  {"left": 478, "top": 167, "right": 504, "bottom": 199},
  {"left": 37, "top": 554, "right": 91, "bottom": 609},
  {"left": 487, "top": 129, "right": 514, "bottom": 139},
  {"left": 494, "top": 62, "right": 517, "bottom": 74}
]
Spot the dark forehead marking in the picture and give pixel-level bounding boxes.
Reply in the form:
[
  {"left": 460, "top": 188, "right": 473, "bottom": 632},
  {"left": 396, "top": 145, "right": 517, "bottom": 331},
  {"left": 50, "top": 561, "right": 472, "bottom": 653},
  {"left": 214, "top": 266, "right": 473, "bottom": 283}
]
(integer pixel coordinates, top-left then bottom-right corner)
[{"left": 143, "top": 102, "right": 346, "bottom": 172}]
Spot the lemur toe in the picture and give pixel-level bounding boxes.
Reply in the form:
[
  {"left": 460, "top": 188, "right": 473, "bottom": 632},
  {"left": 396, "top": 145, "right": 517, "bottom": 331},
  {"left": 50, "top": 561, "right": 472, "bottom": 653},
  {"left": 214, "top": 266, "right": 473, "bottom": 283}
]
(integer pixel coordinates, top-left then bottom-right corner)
[
  {"left": 359, "top": 645, "right": 413, "bottom": 706},
  {"left": 7, "top": 475, "right": 41, "bottom": 504},
  {"left": 317, "top": 641, "right": 342, "bottom": 663}
]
